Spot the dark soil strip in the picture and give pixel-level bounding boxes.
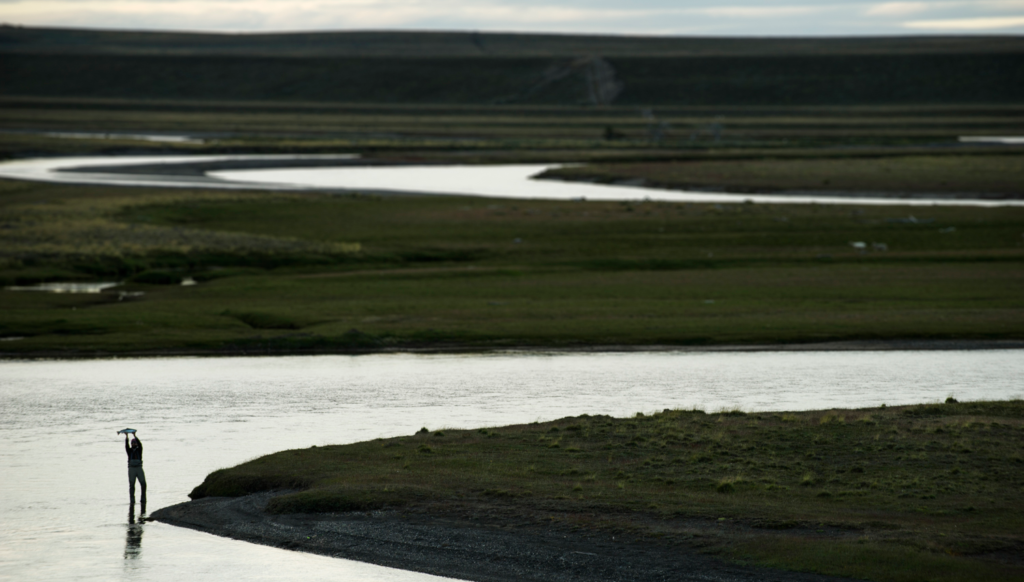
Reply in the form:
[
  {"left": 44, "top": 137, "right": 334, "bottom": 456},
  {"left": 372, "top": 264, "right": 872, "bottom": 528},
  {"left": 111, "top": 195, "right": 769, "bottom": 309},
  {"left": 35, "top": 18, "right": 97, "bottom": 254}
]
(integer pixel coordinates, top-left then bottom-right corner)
[
  {"left": 152, "top": 493, "right": 847, "bottom": 582},
  {"left": 4, "top": 339, "right": 1024, "bottom": 361}
]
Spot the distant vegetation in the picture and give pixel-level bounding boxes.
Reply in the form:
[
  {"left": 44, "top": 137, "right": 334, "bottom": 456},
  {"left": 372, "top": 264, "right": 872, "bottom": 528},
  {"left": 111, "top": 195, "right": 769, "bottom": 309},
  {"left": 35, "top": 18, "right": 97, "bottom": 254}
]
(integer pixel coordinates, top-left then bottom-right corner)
[
  {"left": 2, "top": 98, "right": 1021, "bottom": 162},
  {"left": 2, "top": 27, "right": 1023, "bottom": 106},
  {"left": 5, "top": 53, "right": 1023, "bottom": 106},
  {"left": 2, "top": 28, "right": 1022, "bottom": 160},
  {"left": 5, "top": 27, "right": 1022, "bottom": 57}
]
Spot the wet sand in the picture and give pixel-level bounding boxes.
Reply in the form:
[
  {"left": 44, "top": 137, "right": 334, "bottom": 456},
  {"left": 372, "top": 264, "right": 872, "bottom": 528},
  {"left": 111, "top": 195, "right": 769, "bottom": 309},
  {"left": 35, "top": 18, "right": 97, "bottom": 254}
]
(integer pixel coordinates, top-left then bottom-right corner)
[{"left": 153, "top": 493, "right": 847, "bottom": 582}]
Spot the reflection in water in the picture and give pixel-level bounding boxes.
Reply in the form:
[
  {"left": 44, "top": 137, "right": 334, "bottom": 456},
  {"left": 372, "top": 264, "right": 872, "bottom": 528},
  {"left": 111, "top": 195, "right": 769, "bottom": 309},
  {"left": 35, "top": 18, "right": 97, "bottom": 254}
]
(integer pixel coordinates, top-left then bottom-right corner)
[{"left": 125, "top": 503, "right": 145, "bottom": 561}]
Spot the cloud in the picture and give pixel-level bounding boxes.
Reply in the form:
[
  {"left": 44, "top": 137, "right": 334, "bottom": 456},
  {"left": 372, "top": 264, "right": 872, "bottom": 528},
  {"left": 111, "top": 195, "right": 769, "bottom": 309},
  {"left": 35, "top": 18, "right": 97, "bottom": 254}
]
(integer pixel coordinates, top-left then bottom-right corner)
[
  {"left": 695, "top": 6, "right": 823, "bottom": 18},
  {"left": 1, "top": 0, "right": 1021, "bottom": 35},
  {"left": 903, "top": 15, "right": 1024, "bottom": 29},
  {"left": 0, "top": 0, "right": 680, "bottom": 31},
  {"left": 865, "top": 2, "right": 930, "bottom": 16}
]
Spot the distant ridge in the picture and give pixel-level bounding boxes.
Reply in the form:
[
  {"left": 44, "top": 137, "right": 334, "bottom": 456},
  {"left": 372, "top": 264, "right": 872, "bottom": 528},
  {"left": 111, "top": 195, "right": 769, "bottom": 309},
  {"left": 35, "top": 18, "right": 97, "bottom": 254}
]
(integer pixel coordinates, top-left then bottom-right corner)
[
  {"left": 3, "top": 25, "right": 1023, "bottom": 57},
  {"left": 2, "top": 26, "right": 1022, "bottom": 106}
]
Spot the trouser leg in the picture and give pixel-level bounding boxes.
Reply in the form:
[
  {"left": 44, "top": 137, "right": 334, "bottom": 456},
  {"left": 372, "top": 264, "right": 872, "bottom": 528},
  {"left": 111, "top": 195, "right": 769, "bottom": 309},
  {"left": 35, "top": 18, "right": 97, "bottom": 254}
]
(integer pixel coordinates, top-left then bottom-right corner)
[
  {"left": 128, "top": 469, "right": 137, "bottom": 503},
  {"left": 138, "top": 468, "right": 147, "bottom": 504}
]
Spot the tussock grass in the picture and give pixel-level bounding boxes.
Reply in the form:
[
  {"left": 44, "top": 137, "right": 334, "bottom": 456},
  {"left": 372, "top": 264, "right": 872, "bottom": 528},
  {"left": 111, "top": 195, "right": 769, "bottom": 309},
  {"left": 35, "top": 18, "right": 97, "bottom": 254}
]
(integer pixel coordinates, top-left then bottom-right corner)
[
  {"left": 730, "top": 538, "right": 1021, "bottom": 582},
  {"left": 191, "top": 400, "right": 1024, "bottom": 581},
  {"left": 0, "top": 183, "right": 359, "bottom": 262}
]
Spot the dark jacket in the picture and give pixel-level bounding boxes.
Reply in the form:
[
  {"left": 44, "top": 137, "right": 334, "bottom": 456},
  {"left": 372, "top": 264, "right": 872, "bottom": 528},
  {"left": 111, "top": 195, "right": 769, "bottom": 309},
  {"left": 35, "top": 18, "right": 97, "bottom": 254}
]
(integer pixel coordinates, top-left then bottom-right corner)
[{"left": 126, "top": 437, "right": 143, "bottom": 467}]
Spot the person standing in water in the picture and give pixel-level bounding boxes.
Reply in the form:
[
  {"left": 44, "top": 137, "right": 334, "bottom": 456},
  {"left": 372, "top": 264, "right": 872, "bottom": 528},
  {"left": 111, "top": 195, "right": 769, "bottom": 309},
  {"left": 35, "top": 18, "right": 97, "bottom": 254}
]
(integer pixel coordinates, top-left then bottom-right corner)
[{"left": 125, "top": 433, "right": 146, "bottom": 504}]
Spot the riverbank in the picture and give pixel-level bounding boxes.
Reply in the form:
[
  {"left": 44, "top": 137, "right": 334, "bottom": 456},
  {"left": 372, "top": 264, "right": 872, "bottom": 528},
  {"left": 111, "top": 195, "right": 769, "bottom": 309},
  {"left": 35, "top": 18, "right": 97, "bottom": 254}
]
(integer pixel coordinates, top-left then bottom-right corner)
[
  {"left": 4, "top": 338, "right": 1024, "bottom": 360},
  {"left": 158, "top": 401, "right": 1024, "bottom": 582},
  {"left": 152, "top": 492, "right": 848, "bottom": 582}
]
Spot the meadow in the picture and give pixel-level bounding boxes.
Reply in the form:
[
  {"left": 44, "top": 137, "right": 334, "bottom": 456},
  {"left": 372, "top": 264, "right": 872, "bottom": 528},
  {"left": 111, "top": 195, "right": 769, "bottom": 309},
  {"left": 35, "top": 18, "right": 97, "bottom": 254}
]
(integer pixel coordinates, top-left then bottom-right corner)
[
  {"left": 3, "top": 98, "right": 1023, "bottom": 156},
  {"left": 1, "top": 176, "right": 1022, "bottom": 355}
]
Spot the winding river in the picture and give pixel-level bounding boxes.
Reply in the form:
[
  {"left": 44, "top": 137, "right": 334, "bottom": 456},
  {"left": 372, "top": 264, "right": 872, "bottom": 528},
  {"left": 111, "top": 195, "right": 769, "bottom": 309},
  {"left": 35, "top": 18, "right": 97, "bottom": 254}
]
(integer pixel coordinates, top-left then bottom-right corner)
[
  {"left": 1, "top": 153, "right": 1022, "bottom": 580},
  {"left": 1, "top": 154, "right": 1021, "bottom": 206}
]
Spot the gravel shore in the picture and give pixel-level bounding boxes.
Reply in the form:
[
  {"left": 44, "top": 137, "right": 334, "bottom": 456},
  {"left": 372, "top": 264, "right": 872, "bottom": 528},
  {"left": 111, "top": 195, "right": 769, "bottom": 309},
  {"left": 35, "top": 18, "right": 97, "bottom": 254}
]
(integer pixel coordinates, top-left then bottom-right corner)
[{"left": 152, "top": 493, "right": 848, "bottom": 582}]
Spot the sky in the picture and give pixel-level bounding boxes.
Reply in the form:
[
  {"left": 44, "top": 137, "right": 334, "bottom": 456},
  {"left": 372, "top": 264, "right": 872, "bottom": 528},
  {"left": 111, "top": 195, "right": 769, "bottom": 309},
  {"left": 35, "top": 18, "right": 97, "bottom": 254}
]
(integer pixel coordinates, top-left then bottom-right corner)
[{"left": 2, "top": 0, "right": 1024, "bottom": 36}]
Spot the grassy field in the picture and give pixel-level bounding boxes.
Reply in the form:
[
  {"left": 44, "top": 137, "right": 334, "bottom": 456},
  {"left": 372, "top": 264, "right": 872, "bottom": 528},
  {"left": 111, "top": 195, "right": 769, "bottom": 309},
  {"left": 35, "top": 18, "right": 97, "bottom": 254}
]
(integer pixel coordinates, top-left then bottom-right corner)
[
  {"left": 188, "top": 400, "right": 1024, "bottom": 582},
  {"left": 3, "top": 98, "right": 1023, "bottom": 157},
  {"left": 1, "top": 176, "right": 1022, "bottom": 354}
]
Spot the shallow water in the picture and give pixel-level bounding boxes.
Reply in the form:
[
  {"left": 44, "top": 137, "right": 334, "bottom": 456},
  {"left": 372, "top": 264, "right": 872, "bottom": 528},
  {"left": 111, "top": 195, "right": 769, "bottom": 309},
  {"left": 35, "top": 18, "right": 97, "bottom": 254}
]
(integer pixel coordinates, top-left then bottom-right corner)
[
  {"left": 0, "top": 130, "right": 204, "bottom": 144},
  {"left": 5, "top": 281, "right": 121, "bottom": 293},
  {"left": 0, "top": 155, "right": 356, "bottom": 190},
  {"left": 958, "top": 136, "right": 1024, "bottom": 145},
  {"left": 42, "top": 131, "right": 204, "bottom": 144},
  {"left": 1, "top": 350, "right": 1021, "bottom": 581}
]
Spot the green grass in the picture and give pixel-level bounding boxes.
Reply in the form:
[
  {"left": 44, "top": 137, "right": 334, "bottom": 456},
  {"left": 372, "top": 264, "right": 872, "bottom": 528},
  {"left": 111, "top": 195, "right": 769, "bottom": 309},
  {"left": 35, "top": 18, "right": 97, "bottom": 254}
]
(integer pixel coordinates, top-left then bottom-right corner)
[
  {"left": 3, "top": 97, "right": 1023, "bottom": 159},
  {"left": 729, "top": 538, "right": 1020, "bottom": 582},
  {"left": 189, "top": 401, "right": 1024, "bottom": 581},
  {"left": 1, "top": 178, "right": 1022, "bottom": 353}
]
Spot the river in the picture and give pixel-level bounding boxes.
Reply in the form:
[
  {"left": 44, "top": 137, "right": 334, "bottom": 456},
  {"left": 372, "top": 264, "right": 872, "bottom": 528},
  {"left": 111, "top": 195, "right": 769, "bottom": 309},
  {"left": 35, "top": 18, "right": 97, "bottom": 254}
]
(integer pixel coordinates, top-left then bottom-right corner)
[
  {"left": 1, "top": 155, "right": 1021, "bottom": 207},
  {"left": 1, "top": 350, "right": 1022, "bottom": 581}
]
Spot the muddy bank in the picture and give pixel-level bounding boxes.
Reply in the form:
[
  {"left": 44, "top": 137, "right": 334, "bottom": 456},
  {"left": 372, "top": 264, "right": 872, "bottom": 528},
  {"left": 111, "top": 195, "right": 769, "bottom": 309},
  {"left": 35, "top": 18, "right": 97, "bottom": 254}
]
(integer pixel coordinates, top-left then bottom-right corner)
[{"left": 152, "top": 493, "right": 846, "bottom": 582}]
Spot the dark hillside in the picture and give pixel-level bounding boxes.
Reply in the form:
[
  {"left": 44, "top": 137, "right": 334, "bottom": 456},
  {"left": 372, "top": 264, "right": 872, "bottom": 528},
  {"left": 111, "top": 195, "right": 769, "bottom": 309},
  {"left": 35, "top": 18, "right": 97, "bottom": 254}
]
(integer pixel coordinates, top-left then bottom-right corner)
[
  {"left": 611, "top": 53, "right": 1024, "bottom": 105},
  {"left": 3, "top": 52, "right": 1023, "bottom": 106},
  {"left": 2, "top": 26, "right": 1023, "bottom": 57},
  {"left": 1, "top": 27, "right": 1022, "bottom": 106},
  {"left": 0, "top": 54, "right": 553, "bottom": 104}
]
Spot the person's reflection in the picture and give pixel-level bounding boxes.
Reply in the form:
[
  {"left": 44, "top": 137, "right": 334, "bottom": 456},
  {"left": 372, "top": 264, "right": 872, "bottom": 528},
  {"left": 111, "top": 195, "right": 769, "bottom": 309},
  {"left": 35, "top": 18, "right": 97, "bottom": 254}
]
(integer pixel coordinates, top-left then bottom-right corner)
[{"left": 125, "top": 502, "right": 146, "bottom": 560}]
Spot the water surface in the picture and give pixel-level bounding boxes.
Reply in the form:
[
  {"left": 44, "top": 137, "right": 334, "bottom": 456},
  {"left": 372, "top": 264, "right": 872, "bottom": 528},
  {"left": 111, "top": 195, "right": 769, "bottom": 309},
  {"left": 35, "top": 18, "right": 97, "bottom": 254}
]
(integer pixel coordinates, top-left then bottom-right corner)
[
  {"left": 5, "top": 281, "right": 120, "bottom": 293},
  {"left": 1, "top": 155, "right": 1020, "bottom": 207},
  {"left": 1, "top": 350, "right": 1021, "bottom": 581},
  {"left": 212, "top": 163, "right": 1024, "bottom": 207}
]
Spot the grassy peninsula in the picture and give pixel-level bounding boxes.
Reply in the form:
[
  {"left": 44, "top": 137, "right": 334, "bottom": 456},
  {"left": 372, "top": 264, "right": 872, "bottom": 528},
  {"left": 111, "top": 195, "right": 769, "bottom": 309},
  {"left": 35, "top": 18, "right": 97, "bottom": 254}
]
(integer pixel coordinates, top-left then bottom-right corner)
[{"left": 188, "top": 400, "right": 1024, "bottom": 582}]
